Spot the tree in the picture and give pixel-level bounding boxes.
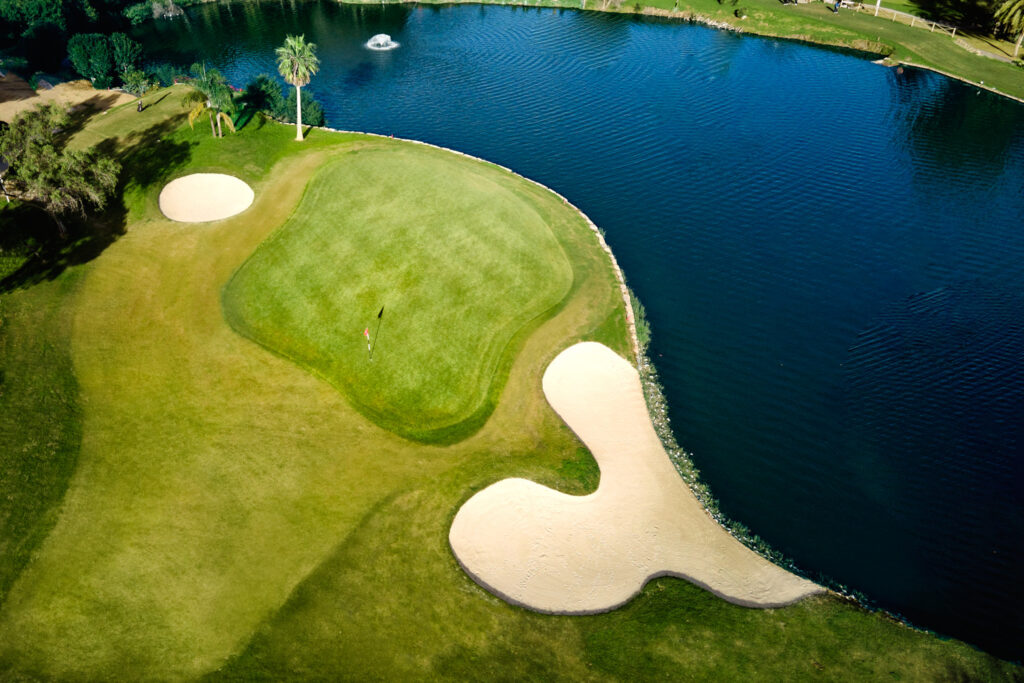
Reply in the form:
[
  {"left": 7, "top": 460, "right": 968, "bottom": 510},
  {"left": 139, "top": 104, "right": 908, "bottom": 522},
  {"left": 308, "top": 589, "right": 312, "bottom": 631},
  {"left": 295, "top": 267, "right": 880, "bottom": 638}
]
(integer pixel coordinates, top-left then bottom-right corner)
[
  {"left": 241, "top": 74, "right": 286, "bottom": 120},
  {"left": 121, "top": 69, "right": 150, "bottom": 97},
  {"left": 110, "top": 32, "right": 142, "bottom": 75},
  {"left": 67, "top": 33, "right": 114, "bottom": 86},
  {"left": 183, "top": 63, "right": 236, "bottom": 138},
  {"left": 0, "top": 104, "right": 120, "bottom": 237},
  {"left": 275, "top": 34, "right": 320, "bottom": 141},
  {"left": 995, "top": 0, "right": 1024, "bottom": 57},
  {"left": 0, "top": 0, "right": 68, "bottom": 35}
]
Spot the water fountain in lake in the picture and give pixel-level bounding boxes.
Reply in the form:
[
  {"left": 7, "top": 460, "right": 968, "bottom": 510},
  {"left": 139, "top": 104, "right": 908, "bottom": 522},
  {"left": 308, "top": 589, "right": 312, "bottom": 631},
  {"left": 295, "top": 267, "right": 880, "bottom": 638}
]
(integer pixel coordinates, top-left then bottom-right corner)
[{"left": 366, "top": 34, "right": 399, "bottom": 50}]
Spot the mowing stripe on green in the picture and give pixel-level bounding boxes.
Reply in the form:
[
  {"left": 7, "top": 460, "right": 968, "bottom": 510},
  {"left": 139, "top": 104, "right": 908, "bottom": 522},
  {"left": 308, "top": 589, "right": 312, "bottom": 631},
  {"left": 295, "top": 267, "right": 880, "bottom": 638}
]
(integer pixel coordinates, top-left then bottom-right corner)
[{"left": 223, "top": 147, "right": 573, "bottom": 443}]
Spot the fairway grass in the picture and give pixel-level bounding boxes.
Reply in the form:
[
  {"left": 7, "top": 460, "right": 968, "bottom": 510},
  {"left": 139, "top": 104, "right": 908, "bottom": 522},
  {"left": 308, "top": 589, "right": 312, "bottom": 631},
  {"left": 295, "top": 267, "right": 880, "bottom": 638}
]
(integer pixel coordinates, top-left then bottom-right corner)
[
  {"left": 224, "top": 147, "right": 573, "bottom": 443},
  {"left": 0, "top": 92, "right": 1020, "bottom": 680},
  {"left": 0, "top": 277, "right": 82, "bottom": 609}
]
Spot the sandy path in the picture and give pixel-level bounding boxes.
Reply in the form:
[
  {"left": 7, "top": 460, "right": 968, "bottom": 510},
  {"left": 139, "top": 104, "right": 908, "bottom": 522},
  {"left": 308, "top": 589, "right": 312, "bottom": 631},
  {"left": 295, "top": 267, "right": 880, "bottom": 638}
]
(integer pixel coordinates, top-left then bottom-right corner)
[
  {"left": 0, "top": 74, "right": 134, "bottom": 123},
  {"left": 450, "top": 342, "right": 822, "bottom": 613},
  {"left": 159, "top": 173, "right": 255, "bottom": 222}
]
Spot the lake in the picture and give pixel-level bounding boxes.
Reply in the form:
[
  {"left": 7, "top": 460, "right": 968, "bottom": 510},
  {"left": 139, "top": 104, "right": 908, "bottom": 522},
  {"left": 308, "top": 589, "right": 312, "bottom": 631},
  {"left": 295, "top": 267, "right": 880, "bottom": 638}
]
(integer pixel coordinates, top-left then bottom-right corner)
[{"left": 134, "top": 1, "right": 1024, "bottom": 660}]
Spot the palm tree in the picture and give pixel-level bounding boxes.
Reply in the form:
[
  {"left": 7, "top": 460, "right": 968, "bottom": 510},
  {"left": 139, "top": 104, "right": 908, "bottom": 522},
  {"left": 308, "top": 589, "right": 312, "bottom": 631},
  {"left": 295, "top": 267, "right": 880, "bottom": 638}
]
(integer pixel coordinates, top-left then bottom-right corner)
[
  {"left": 183, "top": 64, "right": 236, "bottom": 138},
  {"left": 275, "top": 35, "right": 320, "bottom": 141},
  {"left": 996, "top": 0, "right": 1024, "bottom": 57}
]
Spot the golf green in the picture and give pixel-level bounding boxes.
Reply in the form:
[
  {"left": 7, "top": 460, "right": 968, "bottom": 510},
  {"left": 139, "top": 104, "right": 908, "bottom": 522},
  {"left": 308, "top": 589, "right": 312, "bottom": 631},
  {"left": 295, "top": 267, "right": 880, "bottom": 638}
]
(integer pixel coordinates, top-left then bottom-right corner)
[{"left": 223, "top": 146, "right": 573, "bottom": 443}]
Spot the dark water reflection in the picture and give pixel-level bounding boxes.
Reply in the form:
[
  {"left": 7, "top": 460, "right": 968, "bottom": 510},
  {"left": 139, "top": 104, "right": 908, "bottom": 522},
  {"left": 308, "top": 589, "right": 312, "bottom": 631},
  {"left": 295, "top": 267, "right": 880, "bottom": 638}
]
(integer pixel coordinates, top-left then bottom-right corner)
[{"left": 135, "top": 2, "right": 1024, "bottom": 660}]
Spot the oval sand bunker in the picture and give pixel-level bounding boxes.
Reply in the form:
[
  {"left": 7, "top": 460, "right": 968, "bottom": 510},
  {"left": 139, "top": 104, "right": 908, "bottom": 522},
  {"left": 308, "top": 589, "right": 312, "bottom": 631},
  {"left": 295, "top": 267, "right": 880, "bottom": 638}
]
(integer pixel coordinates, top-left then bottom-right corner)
[{"left": 159, "top": 173, "right": 254, "bottom": 223}]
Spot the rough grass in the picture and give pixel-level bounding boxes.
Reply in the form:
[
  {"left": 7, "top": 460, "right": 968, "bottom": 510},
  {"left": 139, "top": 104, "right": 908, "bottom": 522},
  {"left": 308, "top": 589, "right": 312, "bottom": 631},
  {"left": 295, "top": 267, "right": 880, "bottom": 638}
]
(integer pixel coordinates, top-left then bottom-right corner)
[
  {"left": 0, "top": 276, "right": 82, "bottom": 609},
  {"left": 223, "top": 147, "right": 574, "bottom": 443},
  {"left": 0, "top": 96, "right": 627, "bottom": 680},
  {"left": 0, "top": 90, "right": 1019, "bottom": 681},
  {"left": 210, "top": 459, "right": 1020, "bottom": 681}
]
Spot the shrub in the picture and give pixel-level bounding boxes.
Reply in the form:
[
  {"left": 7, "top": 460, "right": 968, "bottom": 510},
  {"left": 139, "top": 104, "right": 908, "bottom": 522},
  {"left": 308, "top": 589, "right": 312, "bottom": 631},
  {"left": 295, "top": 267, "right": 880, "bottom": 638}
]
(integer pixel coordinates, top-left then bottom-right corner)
[
  {"left": 121, "top": 69, "right": 150, "bottom": 96},
  {"left": 284, "top": 88, "right": 325, "bottom": 127},
  {"left": 123, "top": 2, "right": 152, "bottom": 24},
  {"left": 27, "top": 72, "right": 62, "bottom": 89},
  {"left": 242, "top": 74, "right": 286, "bottom": 118},
  {"left": 67, "top": 33, "right": 113, "bottom": 84},
  {"left": 110, "top": 33, "right": 142, "bottom": 74},
  {"left": 145, "top": 61, "right": 182, "bottom": 87}
]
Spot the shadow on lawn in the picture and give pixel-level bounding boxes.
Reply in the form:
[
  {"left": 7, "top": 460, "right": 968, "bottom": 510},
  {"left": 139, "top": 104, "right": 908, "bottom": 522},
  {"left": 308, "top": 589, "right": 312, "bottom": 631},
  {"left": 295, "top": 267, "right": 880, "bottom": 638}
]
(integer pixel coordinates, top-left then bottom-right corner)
[
  {"left": 0, "top": 116, "right": 194, "bottom": 293},
  {"left": 52, "top": 92, "right": 136, "bottom": 144},
  {"left": 903, "top": 0, "right": 995, "bottom": 29}
]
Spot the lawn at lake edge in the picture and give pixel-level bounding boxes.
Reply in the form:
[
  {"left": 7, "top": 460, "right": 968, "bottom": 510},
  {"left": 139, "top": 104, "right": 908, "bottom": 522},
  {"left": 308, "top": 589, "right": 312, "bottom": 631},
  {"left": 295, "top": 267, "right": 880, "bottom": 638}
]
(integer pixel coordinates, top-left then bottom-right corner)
[{"left": 0, "top": 88, "right": 1018, "bottom": 679}]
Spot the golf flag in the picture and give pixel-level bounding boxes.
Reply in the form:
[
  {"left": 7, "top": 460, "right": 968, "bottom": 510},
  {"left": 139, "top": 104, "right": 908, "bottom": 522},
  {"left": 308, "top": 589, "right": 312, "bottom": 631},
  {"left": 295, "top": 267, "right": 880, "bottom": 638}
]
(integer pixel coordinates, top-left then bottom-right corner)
[{"left": 363, "top": 327, "right": 370, "bottom": 339}]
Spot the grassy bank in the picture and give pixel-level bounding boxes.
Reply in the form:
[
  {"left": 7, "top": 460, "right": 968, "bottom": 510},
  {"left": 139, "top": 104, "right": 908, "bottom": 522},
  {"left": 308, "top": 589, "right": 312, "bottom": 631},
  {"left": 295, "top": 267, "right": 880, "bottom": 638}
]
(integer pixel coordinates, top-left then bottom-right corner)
[
  {"left": 341, "top": 0, "right": 1024, "bottom": 101},
  {"left": 0, "top": 89, "right": 1019, "bottom": 679}
]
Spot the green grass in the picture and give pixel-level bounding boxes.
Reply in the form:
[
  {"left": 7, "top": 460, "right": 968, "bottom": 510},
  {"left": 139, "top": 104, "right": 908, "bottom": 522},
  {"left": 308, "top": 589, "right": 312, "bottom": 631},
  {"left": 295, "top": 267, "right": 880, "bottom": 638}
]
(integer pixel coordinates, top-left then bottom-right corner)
[
  {"left": 223, "top": 147, "right": 574, "bottom": 443},
  {"left": 0, "top": 90, "right": 1019, "bottom": 681},
  {"left": 0, "top": 276, "right": 82, "bottom": 609},
  {"left": 209, "top": 465, "right": 1019, "bottom": 681}
]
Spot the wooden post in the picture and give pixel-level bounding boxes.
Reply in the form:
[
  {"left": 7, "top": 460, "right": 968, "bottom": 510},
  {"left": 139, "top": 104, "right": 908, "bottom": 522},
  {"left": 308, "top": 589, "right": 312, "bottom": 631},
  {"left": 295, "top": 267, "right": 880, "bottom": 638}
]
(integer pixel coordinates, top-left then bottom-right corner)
[
  {"left": 930, "top": 21, "right": 935, "bottom": 31},
  {"left": 910, "top": 16, "right": 915, "bottom": 26},
  {"left": 951, "top": 27, "right": 956, "bottom": 37},
  {"left": 874, "top": 0, "right": 880, "bottom": 16}
]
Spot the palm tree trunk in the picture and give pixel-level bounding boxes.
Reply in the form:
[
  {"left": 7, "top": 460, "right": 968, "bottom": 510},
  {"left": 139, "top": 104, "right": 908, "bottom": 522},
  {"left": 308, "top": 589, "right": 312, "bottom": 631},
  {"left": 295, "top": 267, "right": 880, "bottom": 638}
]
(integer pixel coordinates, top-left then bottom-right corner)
[
  {"left": 209, "top": 111, "right": 216, "bottom": 138},
  {"left": 216, "top": 111, "right": 223, "bottom": 138},
  {"left": 295, "top": 84, "right": 303, "bottom": 141},
  {"left": 1016, "top": 29, "right": 1023, "bottom": 58}
]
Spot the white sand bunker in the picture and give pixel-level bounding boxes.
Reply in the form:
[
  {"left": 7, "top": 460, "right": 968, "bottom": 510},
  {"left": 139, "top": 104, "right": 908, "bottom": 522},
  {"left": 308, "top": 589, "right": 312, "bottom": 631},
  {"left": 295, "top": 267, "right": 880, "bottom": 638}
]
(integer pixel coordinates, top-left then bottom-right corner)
[
  {"left": 158, "top": 173, "right": 254, "bottom": 223},
  {"left": 450, "top": 342, "right": 823, "bottom": 613}
]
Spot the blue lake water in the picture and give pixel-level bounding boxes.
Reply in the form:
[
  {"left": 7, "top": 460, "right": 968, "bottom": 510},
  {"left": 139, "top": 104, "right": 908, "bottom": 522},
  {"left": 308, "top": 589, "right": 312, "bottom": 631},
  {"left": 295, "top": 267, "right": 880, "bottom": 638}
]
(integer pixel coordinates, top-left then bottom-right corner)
[{"left": 135, "top": 2, "right": 1024, "bottom": 660}]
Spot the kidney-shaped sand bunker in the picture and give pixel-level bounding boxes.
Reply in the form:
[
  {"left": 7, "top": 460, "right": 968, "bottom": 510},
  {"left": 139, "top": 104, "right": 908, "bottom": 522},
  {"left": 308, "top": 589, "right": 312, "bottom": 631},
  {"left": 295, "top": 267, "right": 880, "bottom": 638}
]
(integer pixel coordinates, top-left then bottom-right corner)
[{"left": 159, "top": 173, "right": 254, "bottom": 223}]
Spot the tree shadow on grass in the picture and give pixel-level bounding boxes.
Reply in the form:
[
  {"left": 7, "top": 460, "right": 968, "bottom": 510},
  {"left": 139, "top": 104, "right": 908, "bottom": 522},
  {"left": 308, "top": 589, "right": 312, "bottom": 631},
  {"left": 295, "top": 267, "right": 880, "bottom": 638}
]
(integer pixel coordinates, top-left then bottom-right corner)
[
  {"left": 115, "top": 113, "right": 194, "bottom": 192},
  {"left": 0, "top": 116, "right": 194, "bottom": 293},
  {"left": 902, "top": 0, "right": 997, "bottom": 29},
  {"left": 52, "top": 92, "right": 136, "bottom": 144},
  {"left": 0, "top": 203, "right": 125, "bottom": 292}
]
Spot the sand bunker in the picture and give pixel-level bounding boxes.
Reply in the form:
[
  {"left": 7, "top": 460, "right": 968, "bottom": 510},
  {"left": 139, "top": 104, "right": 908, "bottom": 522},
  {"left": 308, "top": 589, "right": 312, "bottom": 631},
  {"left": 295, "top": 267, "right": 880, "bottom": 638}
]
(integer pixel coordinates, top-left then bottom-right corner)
[
  {"left": 450, "top": 342, "right": 822, "bottom": 613},
  {"left": 159, "top": 173, "right": 254, "bottom": 223}
]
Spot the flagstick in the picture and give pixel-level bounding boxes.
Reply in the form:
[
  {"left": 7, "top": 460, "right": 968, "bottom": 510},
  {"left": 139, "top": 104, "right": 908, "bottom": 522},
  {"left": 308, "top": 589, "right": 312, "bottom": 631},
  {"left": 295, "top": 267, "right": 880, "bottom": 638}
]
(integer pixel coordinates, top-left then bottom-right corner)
[{"left": 370, "top": 306, "right": 385, "bottom": 361}]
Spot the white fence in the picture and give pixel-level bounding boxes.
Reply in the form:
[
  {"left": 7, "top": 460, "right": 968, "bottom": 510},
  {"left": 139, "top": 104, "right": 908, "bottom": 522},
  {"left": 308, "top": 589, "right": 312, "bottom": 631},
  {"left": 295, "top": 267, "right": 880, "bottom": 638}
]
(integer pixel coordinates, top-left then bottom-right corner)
[{"left": 839, "top": 1, "right": 958, "bottom": 37}]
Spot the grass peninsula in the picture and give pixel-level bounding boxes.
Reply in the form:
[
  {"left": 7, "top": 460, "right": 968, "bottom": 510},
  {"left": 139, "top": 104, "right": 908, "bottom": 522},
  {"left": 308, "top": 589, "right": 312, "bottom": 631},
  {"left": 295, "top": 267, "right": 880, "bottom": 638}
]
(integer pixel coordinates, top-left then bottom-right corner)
[{"left": 0, "top": 86, "right": 1019, "bottom": 680}]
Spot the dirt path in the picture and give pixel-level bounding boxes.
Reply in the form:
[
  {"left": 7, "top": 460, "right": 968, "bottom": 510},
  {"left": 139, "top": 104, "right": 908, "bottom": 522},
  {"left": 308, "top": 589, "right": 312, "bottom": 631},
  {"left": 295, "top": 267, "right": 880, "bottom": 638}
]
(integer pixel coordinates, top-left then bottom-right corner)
[{"left": 0, "top": 74, "right": 134, "bottom": 123}]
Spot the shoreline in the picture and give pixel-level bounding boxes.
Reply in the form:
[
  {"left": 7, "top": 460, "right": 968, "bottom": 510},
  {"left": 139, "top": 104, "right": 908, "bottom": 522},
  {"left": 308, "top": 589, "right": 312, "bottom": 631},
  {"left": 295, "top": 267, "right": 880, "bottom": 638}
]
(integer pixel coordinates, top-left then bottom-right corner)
[
  {"left": 311, "top": 121, "right": 833, "bottom": 589},
  {"left": 305, "top": 120, "right": 983, "bottom": 652},
  {"left": 327, "top": 0, "right": 1024, "bottom": 106},
  {"left": 895, "top": 59, "right": 1024, "bottom": 104}
]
